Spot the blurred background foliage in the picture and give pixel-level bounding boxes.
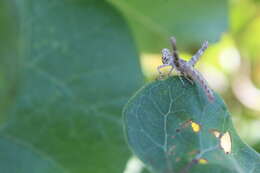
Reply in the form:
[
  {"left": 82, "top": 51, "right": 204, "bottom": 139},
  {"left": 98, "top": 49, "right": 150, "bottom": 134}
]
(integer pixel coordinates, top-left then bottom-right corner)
[{"left": 110, "top": 0, "right": 260, "bottom": 156}]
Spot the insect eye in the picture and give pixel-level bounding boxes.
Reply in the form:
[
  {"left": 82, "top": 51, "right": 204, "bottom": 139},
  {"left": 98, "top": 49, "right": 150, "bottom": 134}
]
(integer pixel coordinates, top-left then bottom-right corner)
[
  {"left": 162, "top": 56, "right": 167, "bottom": 64},
  {"left": 162, "top": 56, "right": 168, "bottom": 64},
  {"left": 161, "top": 48, "right": 170, "bottom": 64}
]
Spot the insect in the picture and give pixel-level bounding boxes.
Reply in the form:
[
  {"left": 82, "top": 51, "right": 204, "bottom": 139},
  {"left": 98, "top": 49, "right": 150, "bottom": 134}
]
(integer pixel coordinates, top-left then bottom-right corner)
[{"left": 157, "top": 37, "right": 214, "bottom": 101}]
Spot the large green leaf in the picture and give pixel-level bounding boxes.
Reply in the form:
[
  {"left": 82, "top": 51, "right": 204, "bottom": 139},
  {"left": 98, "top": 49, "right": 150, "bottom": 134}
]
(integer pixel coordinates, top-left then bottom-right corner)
[
  {"left": 124, "top": 77, "right": 260, "bottom": 173},
  {"left": 0, "top": 0, "right": 143, "bottom": 173},
  {"left": 109, "top": 0, "right": 228, "bottom": 52},
  {"left": 0, "top": 1, "right": 19, "bottom": 123}
]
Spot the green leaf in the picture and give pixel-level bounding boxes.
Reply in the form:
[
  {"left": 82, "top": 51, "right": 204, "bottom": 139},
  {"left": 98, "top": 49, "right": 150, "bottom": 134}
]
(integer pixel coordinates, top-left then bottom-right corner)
[
  {"left": 253, "top": 142, "right": 260, "bottom": 153},
  {"left": 124, "top": 77, "right": 260, "bottom": 173},
  {"left": 0, "top": 0, "right": 143, "bottom": 173},
  {"left": 0, "top": 1, "right": 20, "bottom": 122},
  {"left": 109, "top": 0, "right": 228, "bottom": 52}
]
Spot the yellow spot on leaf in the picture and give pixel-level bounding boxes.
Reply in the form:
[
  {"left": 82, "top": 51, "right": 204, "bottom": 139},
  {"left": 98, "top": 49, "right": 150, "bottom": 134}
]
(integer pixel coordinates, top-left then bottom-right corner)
[
  {"left": 191, "top": 121, "right": 200, "bottom": 133},
  {"left": 198, "top": 158, "right": 208, "bottom": 164},
  {"left": 220, "top": 132, "right": 232, "bottom": 154}
]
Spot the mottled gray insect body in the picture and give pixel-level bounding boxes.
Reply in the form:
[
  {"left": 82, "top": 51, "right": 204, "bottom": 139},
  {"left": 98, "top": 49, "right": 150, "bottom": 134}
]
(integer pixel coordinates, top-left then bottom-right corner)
[
  {"left": 161, "top": 48, "right": 172, "bottom": 64},
  {"left": 157, "top": 37, "right": 214, "bottom": 102},
  {"left": 188, "top": 41, "right": 209, "bottom": 67}
]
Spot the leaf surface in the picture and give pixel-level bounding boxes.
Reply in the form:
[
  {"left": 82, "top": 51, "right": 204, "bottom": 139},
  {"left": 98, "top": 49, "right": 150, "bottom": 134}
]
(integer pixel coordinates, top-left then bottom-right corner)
[
  {"left": 0, "top": 0, "right": 19, "bottom": 122},
  {"left": 0, "top": 0, "right": 143, "bottom": 173},
  {"left": 109, "top": 0, "right": 228, "bottom": 52},
  {"left": 124, "top": 77, "right": 260, "bottom": 173}
]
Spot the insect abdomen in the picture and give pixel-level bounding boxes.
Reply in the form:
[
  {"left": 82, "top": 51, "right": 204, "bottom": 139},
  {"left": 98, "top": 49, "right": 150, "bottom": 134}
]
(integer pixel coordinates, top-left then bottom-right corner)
[{"left": 188, "top": 68, "right": 214, "bottom": 101}]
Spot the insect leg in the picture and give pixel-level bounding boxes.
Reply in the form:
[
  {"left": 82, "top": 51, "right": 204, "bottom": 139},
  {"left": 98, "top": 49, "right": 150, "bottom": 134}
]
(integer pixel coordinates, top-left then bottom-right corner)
[
  {"left": 157, "top": 64, "right": 171, "bottom": 78},
  {"left": 183, "top": 73, "right": 194, "bottom": 84},
  {"left": 170, "top": 37, "right": 181, "bottom": 67},
  {"left": 178, "top": 76, "right": 185, "bottom": 85},
  {"left": 167, "top": 66, "right": 175, "bottom": 76},
  {"left": 188, "top": 41, "right": 208, "bottom": 66}
]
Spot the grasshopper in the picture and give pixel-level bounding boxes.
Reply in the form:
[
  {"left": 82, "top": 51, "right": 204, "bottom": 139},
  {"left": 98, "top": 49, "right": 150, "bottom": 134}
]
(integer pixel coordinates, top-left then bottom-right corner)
[{"left": 157, "top": 37, "right": 214, "bottom": 101}]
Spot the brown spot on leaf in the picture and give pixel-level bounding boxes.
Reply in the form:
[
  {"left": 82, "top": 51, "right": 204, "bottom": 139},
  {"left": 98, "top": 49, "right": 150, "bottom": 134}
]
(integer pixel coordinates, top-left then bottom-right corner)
[
  {"left": 181, "top": 119, "right": 192, "bottom": 128},
  {"left": 188, "top": 150, "right": 199, "bottom": 156},
  {"left": 209, "top": 129, "right": 221, "bottom": 138},
  {"left": 175, "top": 157, "right": 181, "bottom": 162},
  {"left": 167, "top": 145, "right": 176, "bottom": 155}
]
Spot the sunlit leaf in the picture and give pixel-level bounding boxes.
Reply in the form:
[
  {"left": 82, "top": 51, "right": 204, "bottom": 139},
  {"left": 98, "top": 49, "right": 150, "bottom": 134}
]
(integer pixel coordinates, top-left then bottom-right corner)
[{"left": 241, "top": 17, "right": 260, "bottom": 60}]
